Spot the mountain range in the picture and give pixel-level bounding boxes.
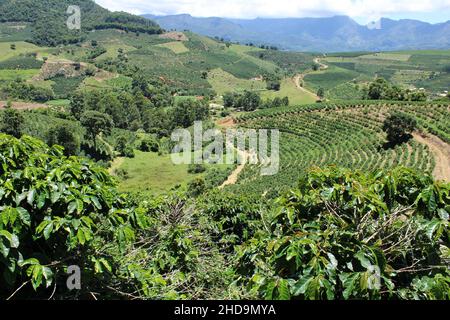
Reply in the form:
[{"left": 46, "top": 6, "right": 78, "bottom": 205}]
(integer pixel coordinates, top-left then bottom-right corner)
[{"left": 143, "top": 14, "right": 450, "bottom": 52}]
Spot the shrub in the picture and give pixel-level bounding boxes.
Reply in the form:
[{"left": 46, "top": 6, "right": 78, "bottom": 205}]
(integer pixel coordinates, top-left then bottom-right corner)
[
  {"left": 46, "top": 123, "right": 81, "bottom": 156},
  {"left": 187, "top": 178, "right": 206, "bottom": 197},
  {"left": 0, "top": 106, "right": 24, "bottom": 138},
  {"left": 0, "top": 134, "right": 143, "bottom": 298},
  {"left": 238, "top": 166, "right": 450, "bottom": 300},
  {"left": 123, "top": 146, "right": 135, "bottom": 158},
  {"left": 383, "top": 112, "right": 417, "bottom": 145},
  {"left": 188, "top": 164, "right": 207, "bottom": 174},
  {"left": 139, "top": 137, "right": 159, "bottom": 153},
  {"left": 2, "top": 80, "right": 54, "bottom": 102}
]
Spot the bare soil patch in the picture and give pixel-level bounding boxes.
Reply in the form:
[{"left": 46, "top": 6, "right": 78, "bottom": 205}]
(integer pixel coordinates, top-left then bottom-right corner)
[
  {"left": 413, "top": 132, "right": 450, "bottom": 182},
  {"left": 216, "top": 117, "right": 236, "bottom": 129},
  {"left": 0, "top": 101, "right": 48, "bottom": 110},
  {"left": 219, "top": 148, "right": 253, "bottom": 189},
  {"left": 159, "top": 32, "right": 188, "bottom": 42}
]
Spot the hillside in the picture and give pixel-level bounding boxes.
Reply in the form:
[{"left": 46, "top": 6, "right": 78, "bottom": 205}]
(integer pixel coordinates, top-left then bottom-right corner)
[
  {"left": 145, "top": 14, "right": 450, "bottom": 52},
  {"left": 0, "top": 0, "right": 162, "bottom": 46},
  {"left": 0, "top": 0, "right": 449, "bottom": 303}
]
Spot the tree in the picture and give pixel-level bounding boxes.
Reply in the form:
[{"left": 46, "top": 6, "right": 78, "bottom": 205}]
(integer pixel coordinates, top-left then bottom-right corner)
[
  {"left": 187, "top": 178, "right": 206, "bottom": 197},
  {"left": 46, "top": 124, "right": 80, "bottom": 156},
  {"left": 239, "top": 91, "right": 261, "bottom": 112},
  {"left": 4, "top": 79, "right": 54, "bottom": 102},
  {"left": 365, "top": 78, "right": 425, "bottom": 101},
  {"left": 317, "top": 88, "right": 325, "bottom": 99},
  {"left": 0, "top": 105, "right": 24, "bottom": 138},
  {"left": 80, "top": 111, "right": 114, "bottom": 149},
  {"left": 266, "top": 80, "right": 281, "bottom": 91},
  {"left": 382, "top": 113, "right": 417, "bottom": 145},
  {"left": 10, "top": 43, "right": 16, "bottom": 50},
  {"left": 69, "top": 92, "right": 86, "bottom": 120},
  {"left": 171, "top": 100, "right": 209, "bottom": 128},
  {"left": 223, "top": 92, "right": 237, "bottom": 108},
  {"left": 143, "top": 108, "right": 170, "bottom": 137},
  {"left": 139, "top": 137, "right": 159, "bottom": 153},
  {"left": 367, "top": 78, "right": 389, "bottom": 100},
  {"left": 115, "top": 135, "right": 128, "bottom": 155},
  {"left": 99, "top": 93, "right": 126, "bottom": 128}
]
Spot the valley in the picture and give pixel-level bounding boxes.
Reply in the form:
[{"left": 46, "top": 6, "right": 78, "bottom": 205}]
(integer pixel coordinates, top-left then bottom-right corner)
[{"left": 0, "top": 0, "right": 449, "bottom": 302}]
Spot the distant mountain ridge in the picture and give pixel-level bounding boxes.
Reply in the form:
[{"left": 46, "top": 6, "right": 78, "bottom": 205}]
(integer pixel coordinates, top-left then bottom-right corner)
[{"left": 143, "top": 14, "right": 450, "bottom": 52}]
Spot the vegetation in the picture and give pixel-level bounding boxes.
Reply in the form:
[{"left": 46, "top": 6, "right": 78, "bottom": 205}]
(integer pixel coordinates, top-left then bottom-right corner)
[
  {"left": 238, "top": 167, "right": 450, "bottom": 300},
  {"left": 0, "top": 135, "right": 448, "bottom": 300},
  {"left": 383, "top": 113, "right": 417, "bottom": 146},
  {"left": 80, "top": 111, "right": 113, "bottom": 149},
  {"left": 0, "top": 0, "right": 162, "bottom": 46},
  {"left": 234, "top": 101, "right": 449, "bottom": 195},
  {"left": 0, "top": 104, "right": 24, "bottom": 138},
  {"left": 46, "top": 123, "right": 81, "bottom": 156},
  {"left": 365, "top": 78, "right": 427, "bottom": 102},
  {"left": 0, "top": 0, "right": 449, "bottom": 302},
  {"left": 0, "top": 134, "right": 140, "bottom": 298},
  {"left": 1, "top": 79, "right": 54, "bottom": 102}
]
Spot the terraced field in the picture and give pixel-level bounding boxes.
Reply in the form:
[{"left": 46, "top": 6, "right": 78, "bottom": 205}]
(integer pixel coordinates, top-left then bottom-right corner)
[
  {"left": 227, "top": 102, "right": 450, "bottom": 196},
  {"left": 322, "top": 50, "right": 450, "bottom": 96}
]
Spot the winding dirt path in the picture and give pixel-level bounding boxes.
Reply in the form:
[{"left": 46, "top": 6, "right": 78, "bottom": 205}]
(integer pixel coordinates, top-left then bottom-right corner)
[
  {"left": 413, "top": 132, "right": 450, "bottom": 182},
  {"left": 293, "top": 74, "right": 320, "bottom": 101},
  {"left": 292, "top": 57, "right": 329, "bottom": 101},
  {"left": 313, "top": 57, "right": 329, "bottom": 70},
  {"left": 219, "top": 147, "right": 254, "bottom": 189}
]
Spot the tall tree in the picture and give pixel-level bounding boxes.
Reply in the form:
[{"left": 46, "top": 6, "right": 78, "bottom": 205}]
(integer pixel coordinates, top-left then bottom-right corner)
[
  {"left": 80, "top": 111, "right": 114, "bottom": 149},
  {"left": 46, "top": 124, "right": 80, "bottom": 156},
  {"left": 0, "top": 105, "right": 24, "bottom": 138}
]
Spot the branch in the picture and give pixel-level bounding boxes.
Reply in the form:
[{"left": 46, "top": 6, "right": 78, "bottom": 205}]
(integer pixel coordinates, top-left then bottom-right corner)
[{"left": 6, "top": 280, "right": 31, "bottom": 301}]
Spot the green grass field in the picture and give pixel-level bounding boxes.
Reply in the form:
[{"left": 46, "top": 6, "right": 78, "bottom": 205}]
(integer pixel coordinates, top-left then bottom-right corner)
[
  {"left": 114, "top": 150, "right": 233, "bottom": 195},
  {"left": 156, "top": 41, "right": 189, "bottom": 54},
  {"left": 46, "top": 99, "right": 70, "bottom": 107},
  {"left": 260, "top": 77, "right": 317, "bottom": 105},
  {"left": 115, "top": 151, "right": 193, "bottom": 195},
  {"left": 0, "top": 41, "right": 50, "bottom": 61},
  {"left": 0, "top": 69, "right": 40, "bottom": 81},
  {"left": 208, "top": 68, "right": 266, "bottom": 95}
]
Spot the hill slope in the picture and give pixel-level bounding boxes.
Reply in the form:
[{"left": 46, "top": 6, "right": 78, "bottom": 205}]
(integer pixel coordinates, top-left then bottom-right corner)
[
  {"left": 0, "top": 0, "right": 162, "bottom": 45},
  {"left": 145, "top": 14, "right": 450, "bottom": 52}
]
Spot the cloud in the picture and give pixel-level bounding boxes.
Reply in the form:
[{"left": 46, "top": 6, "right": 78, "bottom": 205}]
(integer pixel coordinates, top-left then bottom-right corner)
[{"left": 94, "top": 0, "right": 450, "bottom": 22}]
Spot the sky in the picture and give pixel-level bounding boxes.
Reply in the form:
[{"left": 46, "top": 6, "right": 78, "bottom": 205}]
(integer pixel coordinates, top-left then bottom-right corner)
[{"left": 94, "top": 0, "right": 450, "bottom": 24}]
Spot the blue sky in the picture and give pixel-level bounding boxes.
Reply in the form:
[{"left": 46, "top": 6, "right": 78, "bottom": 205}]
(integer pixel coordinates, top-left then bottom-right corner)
[{"left": 95, "top": 0, "right": 450, "bottom": 24}]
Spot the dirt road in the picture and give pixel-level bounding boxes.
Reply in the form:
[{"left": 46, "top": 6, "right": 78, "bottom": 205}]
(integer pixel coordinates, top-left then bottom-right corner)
[
  {"left": 219, "top": 147, "right": 255, "bottom": 189},
  {"left": 292, "top": 57, "right": 329, "bottom": 101},
  {"left": 293, "top": 74, "right": 320, "bottom": 101},
  {"left": 0, "top": 101, "right": 48, "bottom": 110},
  {"left": 413, "top": 132, "right": 450, "bottom": 182}
]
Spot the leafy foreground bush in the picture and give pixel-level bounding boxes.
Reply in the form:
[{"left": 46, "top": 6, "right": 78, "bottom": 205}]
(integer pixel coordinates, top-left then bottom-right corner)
[
  {"left": 0, "top": 134, "right": 448, "bottom": 300},
  {"left": 0, "top": 134, "right": 241, "bottom": 299},
  {"left": 0, "top": 134, "right": 138, "bottom": 298},
  {"left": 237, "top": 166, "right": 450, "bottom": 300}
]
